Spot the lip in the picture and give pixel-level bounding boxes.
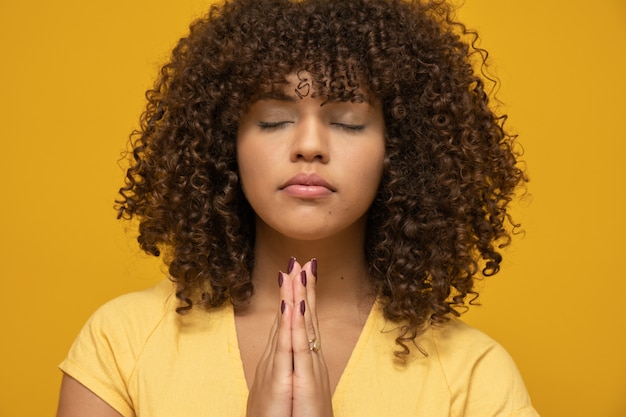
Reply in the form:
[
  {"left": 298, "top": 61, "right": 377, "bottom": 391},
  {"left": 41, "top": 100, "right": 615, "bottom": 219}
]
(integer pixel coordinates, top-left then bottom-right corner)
[{"left": 279, "top": 173, "right": 336, "bottom": 198}]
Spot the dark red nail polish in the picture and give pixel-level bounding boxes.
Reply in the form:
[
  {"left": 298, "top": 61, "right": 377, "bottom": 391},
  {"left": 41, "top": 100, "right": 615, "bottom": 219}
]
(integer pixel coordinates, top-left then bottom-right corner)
[
  {"left": 278, "top": 272, "right": 283, "bottom": 287},
  {"left": 311, "top": 258, "right": 317, "bottom": 281},
  {"left": 301, "top": 270, "right": 307, "bottom": 287},
  {"left": 300, "top": 300, "right": 305, "bottom": 315},
  {"left": 281, "top": 299, "right": 286, "bottom": 314},
  {"left": 287, "top": 257, "right": 296, "bottom": 273}
]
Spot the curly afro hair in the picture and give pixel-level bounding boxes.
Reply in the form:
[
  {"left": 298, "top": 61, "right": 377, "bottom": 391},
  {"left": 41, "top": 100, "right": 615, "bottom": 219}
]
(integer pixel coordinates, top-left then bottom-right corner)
[{"left": 116, "top": 0, "right": 527, "bottom": 356}]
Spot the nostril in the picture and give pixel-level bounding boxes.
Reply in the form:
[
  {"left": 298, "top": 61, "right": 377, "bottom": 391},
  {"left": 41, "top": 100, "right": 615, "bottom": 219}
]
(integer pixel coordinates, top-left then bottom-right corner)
[{"left": 296, "top": 153, "right": 323, "bottom": 161}]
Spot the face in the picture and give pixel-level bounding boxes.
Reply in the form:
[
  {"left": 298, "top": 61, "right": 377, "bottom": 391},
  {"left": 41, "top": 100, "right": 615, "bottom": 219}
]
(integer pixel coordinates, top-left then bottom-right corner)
[{"left": 237, "top": 76, "right": 386, "bottom": 242}]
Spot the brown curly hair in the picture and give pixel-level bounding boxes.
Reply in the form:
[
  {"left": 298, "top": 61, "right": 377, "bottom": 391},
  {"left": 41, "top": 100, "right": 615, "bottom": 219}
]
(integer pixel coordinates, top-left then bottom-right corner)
[{"left": 116, "top": 0, "right": 526, "bottom": 355}]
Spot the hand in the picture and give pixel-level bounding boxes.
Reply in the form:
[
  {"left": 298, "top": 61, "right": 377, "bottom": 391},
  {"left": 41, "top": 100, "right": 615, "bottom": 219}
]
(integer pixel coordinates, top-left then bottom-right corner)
[
  {"left": 291, "top": 259, "right": 334, "bottom": 417},
  {"left": 245, "top": 260, "right": 297, "bottom": 417},
  {"left": 246, "top": 258, "right": 334, "bottom": 417}
]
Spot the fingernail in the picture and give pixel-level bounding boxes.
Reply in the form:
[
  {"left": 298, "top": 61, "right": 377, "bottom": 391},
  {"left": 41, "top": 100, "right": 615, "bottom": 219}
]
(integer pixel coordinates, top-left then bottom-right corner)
[
  {"left": 281, "top": 299, "right": 286, "bottom": 314},
  {"left": 278, "top": 272, "right": 283, "bottom": 287},
  {"left": 301, "top": 270, "right": 307, "bottom": 287},
  {"left": 311, "top": 258, "right": 317, "bottom": 281},
  {"left": 300, "top": 300, "right": 306, "bottom": 315},
  {"left": 287, "top": 257, "right": 296, "bottom": 273}
]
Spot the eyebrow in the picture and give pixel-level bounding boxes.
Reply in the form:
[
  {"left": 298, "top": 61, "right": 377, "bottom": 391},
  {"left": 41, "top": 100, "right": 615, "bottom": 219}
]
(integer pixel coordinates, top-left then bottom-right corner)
[
  {"left": 251, "top": 90, "right": 375, "bottom": 106},
  {"left": 254, "top": 92, "right": 298, "bottom": 103}
]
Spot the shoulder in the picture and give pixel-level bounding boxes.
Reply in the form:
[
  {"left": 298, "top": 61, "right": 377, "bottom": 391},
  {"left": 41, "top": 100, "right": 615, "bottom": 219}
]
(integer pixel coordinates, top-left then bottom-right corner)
[
  {"left": 84, "top": 279, "right": 177, "bottom": 339},
  {"left": 73, "top": 279, "right": 235, "bottom": 365},
  {"left": 59, "top": 280, "right": 180, "bottom": 415},
  {"left": 63, "top": 279, "right": 179, "bottom": 367},
  {"left": 427, "top": 319, "right": 539, "bottom": 416},
  {"left": 427, "top": 317, "right": 520, "bottom": 379},
  {"left": 90, "top": 278, "right": 177, "bottom": 320},
  {"left": 429, "top": 317, "right": 500, "bottom": 358}
]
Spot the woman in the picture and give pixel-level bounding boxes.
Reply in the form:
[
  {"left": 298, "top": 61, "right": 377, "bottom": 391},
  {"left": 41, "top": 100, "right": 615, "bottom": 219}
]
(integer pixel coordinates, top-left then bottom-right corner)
[{"left": 57, "top": 0, "right": 539, "bottom": 416}]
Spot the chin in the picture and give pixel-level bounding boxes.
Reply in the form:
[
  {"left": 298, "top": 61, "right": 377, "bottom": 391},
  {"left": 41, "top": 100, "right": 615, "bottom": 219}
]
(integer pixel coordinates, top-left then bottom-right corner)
[{"left": 278, "top": 228, "right": 337, "bottom": 242}]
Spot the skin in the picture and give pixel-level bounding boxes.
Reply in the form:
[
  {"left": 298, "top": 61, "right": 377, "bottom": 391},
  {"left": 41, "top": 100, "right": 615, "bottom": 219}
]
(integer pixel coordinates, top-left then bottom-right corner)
[
  {"left": 237, "top": 76, "right": 385, "bottom": 416},
  {"left": 57, "top": 374, "right": 122, "bottom": 417},
  {"left": 237, "top": 83, "right": 385, "bottom": 243},
  {"left": 56, "top": 76, "right": 386, "bottom": 417}
]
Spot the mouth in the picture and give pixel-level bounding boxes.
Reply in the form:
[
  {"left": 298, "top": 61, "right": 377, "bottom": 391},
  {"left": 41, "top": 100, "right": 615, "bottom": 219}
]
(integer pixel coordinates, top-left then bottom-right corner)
[{"left": 279, "top": 173, "right": 336, "bottom": 197}]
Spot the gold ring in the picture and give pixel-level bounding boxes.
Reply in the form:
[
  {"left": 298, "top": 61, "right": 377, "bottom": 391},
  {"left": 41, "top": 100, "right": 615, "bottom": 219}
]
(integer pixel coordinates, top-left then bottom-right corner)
[{"left": 309, "top": 338, "right": 320, "bottom": 352}]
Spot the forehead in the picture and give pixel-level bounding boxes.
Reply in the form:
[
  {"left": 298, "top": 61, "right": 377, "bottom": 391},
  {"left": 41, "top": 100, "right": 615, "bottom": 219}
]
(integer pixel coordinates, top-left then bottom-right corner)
[{"left": 250, "top": 70, "right": 372, "bottom": 105}]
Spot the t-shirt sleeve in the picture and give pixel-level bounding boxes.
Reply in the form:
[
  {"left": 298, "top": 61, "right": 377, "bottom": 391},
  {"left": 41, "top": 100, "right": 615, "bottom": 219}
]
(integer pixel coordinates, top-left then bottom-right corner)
[
  {"left": 59, "top": 282, "right": 172, "bottom": 417},
  {"left": 463, "top": 340, "right": 540, "bottom": 417},
  {"left": 432, "top": 320, "right": 540, "bottom": 417}
]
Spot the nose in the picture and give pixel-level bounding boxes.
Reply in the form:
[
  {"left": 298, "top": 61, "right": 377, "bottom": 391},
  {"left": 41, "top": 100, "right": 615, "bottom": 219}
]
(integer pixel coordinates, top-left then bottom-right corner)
[{"left": 290, "top": 116, "right": 329, "bottom": 163}]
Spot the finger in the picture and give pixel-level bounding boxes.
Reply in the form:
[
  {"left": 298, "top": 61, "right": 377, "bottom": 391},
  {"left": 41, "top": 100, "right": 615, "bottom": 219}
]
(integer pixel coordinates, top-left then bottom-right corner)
[
  {"left": 257, "top": 269, "right": 295, "bottom": 382},
  {"left": 281, "top": 260, "right": 297, "bottom": 308},
  {"left": 301, "top": 261, "right": 329, "bottom": 383},
  {"left": 256, "top": 307, "right": 280, "bottom": 383},
  {"left": 291, "top": 296, "right": 315, "bottom": 375},
  {"left": 291, "top": 266, "right": 318, "bottom": 376},
  {"left": 284, "top": 257, "right": 302, "bottom": 328},
  {"left": 303, "top": 259, "right": 320, "bottom": 340},
  {"left": 248, "top": 303, "right": 293, "bottom": 417},
  {"left": 298, "top": 262, "right": 319, "bottom": 349},
  {"left": 272, "top": 273, "right": 295, "bottom": 377},
  {"left": 263, "top": 314, "right": 279, "bottom": 360}
]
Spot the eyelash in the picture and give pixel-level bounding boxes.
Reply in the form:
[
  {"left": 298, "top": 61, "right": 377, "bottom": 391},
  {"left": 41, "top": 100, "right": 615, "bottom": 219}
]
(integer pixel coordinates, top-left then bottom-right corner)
[
  {"left": 258, "top": 121, "right": 291, "bottom": 130},
  {"left": 333, "top": 123, "right": 365, "bottom": 132},
  {"left": 257, "top": 122, "right": 365, "bottom": 132}
]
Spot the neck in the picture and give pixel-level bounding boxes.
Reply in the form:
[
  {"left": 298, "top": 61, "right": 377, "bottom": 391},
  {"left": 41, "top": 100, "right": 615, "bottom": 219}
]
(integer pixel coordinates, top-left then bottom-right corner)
[{"left": 246, "top": 216, "right": 376, "bottom": 313}]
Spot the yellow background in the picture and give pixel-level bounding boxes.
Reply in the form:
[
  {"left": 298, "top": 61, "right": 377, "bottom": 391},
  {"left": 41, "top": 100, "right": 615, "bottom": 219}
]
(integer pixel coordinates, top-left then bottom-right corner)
[{"left": 1, "top": 1, "right": 624, "bottom": 416}]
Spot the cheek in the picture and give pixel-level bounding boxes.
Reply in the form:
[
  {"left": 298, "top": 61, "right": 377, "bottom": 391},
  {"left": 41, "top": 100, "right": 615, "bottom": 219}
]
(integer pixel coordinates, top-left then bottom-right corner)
[
  {"left": 237, "top": 136, "right": 260, "bottom": 179},
  {"left": 237, "top": 141, "right": 276, "bottom": 203},
  {"left": 361, "top": 142, "right": 386, "bottom": 181},
  {"left": 343, "top": 145, "right": 385, "bottom": 202},
  {"left": 367, "top": 146, "right": 386, "bottom": 196},
  {"left": 236, "top": 142, "right": 256, "bottom": 198}
]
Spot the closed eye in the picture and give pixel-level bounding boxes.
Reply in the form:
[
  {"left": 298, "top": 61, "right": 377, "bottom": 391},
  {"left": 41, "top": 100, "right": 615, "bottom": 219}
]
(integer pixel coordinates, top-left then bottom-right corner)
[
  {"left": 257, "top": 121, "right": 293, "bottom": 130},
  {"left": 332, "top": 123, "right": 366, "bottom": 132}
]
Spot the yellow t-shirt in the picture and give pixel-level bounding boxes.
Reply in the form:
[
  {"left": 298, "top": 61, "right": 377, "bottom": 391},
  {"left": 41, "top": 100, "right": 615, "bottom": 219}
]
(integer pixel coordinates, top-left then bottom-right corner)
[{"left": 60, "top": 279, "right": 539, "bottom": 417}]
